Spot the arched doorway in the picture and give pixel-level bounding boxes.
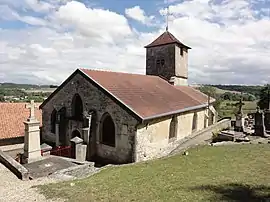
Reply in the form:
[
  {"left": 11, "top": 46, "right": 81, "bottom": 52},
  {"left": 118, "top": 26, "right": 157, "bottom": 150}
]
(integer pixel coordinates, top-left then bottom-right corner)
[
  {"left": 59, "top": 107, "right": 67, "bottom": 145},
  {"left": 100, "top": 113, "right": 115, "bottom": 147},
  {"left": 71, "top": 94, "right": 83, "bottom": 121}
]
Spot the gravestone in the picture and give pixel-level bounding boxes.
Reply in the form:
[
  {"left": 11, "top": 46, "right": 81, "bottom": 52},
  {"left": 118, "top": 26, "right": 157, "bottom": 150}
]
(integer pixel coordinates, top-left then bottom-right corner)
[
  {"left": 70, "top": 136, "right": 86, "bottom": 161},
  {"left": 254, "top": 107, "right": 266, "bottom": 137},
  {"left": 235, "top": 96, "right": 245, "bottom": 132},
  {"left": 264, "top": 110, "right": 270, "bottom": 132},
  {"left": 22, "top": 100, "right": 42, "bottom": 164}
]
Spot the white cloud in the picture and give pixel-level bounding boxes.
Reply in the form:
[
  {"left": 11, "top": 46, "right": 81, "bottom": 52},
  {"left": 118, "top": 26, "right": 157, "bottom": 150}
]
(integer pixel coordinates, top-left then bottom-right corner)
[
  {"left": 0, "top": 0, "right": 270, "bottom": 85},
  {"left": 24, "top": 0, "right": 54, "bottom": 13},
  {"left": 0, "top": 4, "right": 47, "bottom": 26},
  {"left": 125, "top": 6, "right": 155, "bottom": 25},
  {"left": 53, "top": 1, "right": 132, "bottom": 44}
]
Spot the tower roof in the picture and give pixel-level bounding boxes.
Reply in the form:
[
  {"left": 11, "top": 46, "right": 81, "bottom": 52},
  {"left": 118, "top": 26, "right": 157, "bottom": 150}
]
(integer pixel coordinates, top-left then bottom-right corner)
[{"left": 144, "top": 31, "right": 191, "bottom": 49}]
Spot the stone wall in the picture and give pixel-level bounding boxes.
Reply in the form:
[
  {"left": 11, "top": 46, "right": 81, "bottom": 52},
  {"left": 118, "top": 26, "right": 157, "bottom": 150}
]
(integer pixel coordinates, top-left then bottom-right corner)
[
  {"left": 146, "top": 44, "right": 176, "bottom": 80},
  {"left": 175, "top": 45, "right": 188, "bottom": 79},
  {"left": 134, "top": 108, "right": 208, "bottom": 162},
  {"left": 42, "top": 72, "right": 138, "bottom": 163},
  {"left": 145, "top": 44, "right": 188, "bottom": 84},
  {"left": 0, "top": 150, "right": 29, "bottom": 180},
  {"left": 0, "top": 137, "right": 24, "bottom": 147},
  {"left": 135, "top": 117, "right": 230, "bottom": 162}
]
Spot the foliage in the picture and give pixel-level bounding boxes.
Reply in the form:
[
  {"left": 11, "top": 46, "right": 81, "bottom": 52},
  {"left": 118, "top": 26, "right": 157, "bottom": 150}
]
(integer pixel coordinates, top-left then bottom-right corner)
[
  {"left": 220, "top": 92, "right": 256, "bottom": 102},
  {"left": 0, "top": 88, "right": 26, "bottom": 97},
  {"left": 38, "top": 145, "right": 270, "bottom": 202},
  {"left": 210, "top": 85, "right": 263, "bottom": 98},
  {"left": 257, "top": 84, "right": 270, "bottom": 110},
  {"left": 198, "top": 85, "right": 222, "bottom": 116},
  {"left": 0, "top": 82, "right": 50, "bottom": 89},
  {"left": 198, "top": 86, "right": 217, "bottom": 98},
  {"left": 212, "top": 130, "right": 219, "bottom": 141}
]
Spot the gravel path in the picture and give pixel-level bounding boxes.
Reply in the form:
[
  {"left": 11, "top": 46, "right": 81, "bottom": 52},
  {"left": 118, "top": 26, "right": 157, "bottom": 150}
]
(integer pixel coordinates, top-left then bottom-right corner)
[{"left": 0, "top": 163, "right": 64, "bottom": 202}]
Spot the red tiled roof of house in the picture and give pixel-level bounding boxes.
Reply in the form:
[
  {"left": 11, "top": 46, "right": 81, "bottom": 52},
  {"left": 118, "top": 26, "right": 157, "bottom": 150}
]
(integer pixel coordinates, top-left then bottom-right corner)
[
  {"left": 80, "top": 69, "right": 211, "bottom": 120},
  {"left": 0, "top": 103, "right": 42, "bottom": 140},
  {"left": 144, "top": 31, "right": 191, "bottom": 49}
]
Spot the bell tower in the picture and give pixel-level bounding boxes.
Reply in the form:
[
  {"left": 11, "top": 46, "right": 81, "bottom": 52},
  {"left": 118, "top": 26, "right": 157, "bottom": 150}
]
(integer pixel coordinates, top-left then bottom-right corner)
[
  {"left": 144, "top": 7, "right": 191, "bottom": 86},
  {"left": 144, "top": 31, "right": 191, "bottom": 86}
]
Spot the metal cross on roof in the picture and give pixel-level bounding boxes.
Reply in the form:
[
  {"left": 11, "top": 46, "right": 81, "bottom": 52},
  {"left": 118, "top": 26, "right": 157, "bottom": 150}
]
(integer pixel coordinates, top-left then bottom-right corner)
[
  {"left": 25, "top": 100, "right": 38, "bottom": 121},
  {"left": 165, "top": 6, "right": 170, "bottom": 31}
]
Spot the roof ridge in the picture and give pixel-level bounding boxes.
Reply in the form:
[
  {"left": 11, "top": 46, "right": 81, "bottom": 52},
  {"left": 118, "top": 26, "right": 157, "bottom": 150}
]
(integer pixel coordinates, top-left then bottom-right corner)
[{"left": 80, "top": 68, "right": 162, "bottom": 78}]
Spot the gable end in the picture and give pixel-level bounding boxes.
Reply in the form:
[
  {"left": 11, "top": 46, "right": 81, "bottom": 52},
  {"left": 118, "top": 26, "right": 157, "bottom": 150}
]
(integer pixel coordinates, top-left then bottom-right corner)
[{"left": 39, "top": 69, "right": 143, "bottom": 122}]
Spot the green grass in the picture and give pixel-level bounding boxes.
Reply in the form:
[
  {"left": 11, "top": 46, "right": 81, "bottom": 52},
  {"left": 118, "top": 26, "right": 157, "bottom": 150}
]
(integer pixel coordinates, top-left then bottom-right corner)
[
  {"left": 38, "top": 144, "right": 270, "bottom": 202},
  {"left": 219, "top": 101, "right": 257, "bottom": 118}
]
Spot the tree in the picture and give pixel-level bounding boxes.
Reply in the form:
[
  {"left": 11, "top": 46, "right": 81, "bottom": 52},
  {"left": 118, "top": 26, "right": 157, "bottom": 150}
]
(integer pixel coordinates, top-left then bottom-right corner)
[
  {"left": 258, "top": 84, "right": 270, "bottom": 110},
  {"left": 198, "top": 85, "right": 222, "bottom": 115},
  {"left": 198, "top": 86, "right": 217, "bottom": 98}
]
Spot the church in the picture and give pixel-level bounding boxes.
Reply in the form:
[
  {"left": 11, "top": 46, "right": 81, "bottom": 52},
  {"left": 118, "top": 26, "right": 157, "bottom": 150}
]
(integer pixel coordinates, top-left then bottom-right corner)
[{"left": 39, "top": 30, "right": 217, "bottom": 164}]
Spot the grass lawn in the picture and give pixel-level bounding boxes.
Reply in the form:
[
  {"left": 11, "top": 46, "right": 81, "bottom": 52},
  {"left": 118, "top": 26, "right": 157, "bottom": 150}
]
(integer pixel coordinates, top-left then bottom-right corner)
[{"left": 38, "top": 144, "right": 270, "bottom": 202}]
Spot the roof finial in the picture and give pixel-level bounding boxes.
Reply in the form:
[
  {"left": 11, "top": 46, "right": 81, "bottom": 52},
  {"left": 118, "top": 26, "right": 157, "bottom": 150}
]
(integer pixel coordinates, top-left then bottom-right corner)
[{"left": 166, "top": 6, "right": 169, "bottom": 31}]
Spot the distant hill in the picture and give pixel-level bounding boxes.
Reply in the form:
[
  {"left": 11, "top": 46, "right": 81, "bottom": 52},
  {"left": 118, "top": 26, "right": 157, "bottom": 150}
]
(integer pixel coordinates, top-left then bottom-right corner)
[
  {"left": 0, "top": 83, "right": 58, "bottom": 89},
  {"left": 210, "top": 85, "right": 263, "bottom": 98}
]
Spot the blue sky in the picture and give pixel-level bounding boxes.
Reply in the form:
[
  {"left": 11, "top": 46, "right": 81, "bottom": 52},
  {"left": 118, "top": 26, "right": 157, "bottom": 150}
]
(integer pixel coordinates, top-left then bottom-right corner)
[{"left": 0, "top": 0, "right": 270, "bottom": 85}]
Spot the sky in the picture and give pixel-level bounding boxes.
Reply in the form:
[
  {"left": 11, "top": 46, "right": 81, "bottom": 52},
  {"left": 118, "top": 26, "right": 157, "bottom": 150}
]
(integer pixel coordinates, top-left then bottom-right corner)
[{"left": 0, "top": 0, "right": 270, "bottom": 85}]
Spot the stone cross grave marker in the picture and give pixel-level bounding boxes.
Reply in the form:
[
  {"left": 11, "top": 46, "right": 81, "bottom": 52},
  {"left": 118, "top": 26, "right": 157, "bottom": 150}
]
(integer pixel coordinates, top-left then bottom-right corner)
[
  {"left": 234, "top": 95, "right": 245, "bottom": 132},
  {"left": 25, "top": 100, "right": 39, "bottom": 121}
]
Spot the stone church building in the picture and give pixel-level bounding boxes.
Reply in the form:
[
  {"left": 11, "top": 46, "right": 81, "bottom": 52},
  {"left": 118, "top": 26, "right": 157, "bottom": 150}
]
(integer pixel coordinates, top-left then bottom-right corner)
[{"left": 40, "top": 31, "right": 216, "bottom": 163}]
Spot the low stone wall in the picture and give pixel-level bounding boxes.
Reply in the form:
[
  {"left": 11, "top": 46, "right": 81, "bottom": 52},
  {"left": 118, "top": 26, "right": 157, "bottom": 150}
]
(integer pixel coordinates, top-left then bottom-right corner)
[
  {"left": 0, "top": 150, "right": 29, "bottom": 180},
  {"left": 192, "top": 118, "right": 232, "bottom": 139},
  {"left": 166, "top": 118, "right": 232, "bottom": 157}
]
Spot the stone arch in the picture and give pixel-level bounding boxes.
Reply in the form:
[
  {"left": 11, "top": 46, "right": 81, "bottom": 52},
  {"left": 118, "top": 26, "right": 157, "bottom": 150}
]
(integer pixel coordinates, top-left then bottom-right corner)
[
  {"left": 100, "top": 113, "right": 115, "bottom": 147},
  {"left": 169, "top": 116, "right": 178, "bottom": 140},
  {"left": 50, "top": 109, "right": 57, "bottom": 133},
  {"left": 192, "top": 112, "right": 198, "bottom": 131},
  {"left": 71, "top": 93, "right": 83, "bottom": 120}
]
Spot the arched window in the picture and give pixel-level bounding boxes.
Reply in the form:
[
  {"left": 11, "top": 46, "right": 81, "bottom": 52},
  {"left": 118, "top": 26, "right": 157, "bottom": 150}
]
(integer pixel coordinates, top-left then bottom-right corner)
[
  {"left": 192, "top": 112, "right": 198, "bottom": 131},
  {"left": 59, "top": 107, "right": 67, "bottom": 145},
  {"left": 100, "top": 113, "right": 115, "bottom": 147},
  {"left": 169, "top": 116, "right": 178, "bottom": 140},
  {"left": 50, "top": 109, "right": 57, "bottom": 133},
  {"left": 71, "top": 94, "right": 83, "bottom": 120}
]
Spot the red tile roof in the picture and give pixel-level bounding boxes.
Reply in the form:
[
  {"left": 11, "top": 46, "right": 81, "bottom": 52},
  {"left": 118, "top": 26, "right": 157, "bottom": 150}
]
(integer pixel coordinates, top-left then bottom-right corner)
[
  {"left": 144, "top": 31, "right": 191, "bottom": 49},
  {"left": 0, "top": 103, "right": 42, "bottom": 140},
  {"left": 80, "top": 69, "right": 212, "bottom": 120},
  {"left": 175, "top": 86, "right": 215, "bottom": 104}
]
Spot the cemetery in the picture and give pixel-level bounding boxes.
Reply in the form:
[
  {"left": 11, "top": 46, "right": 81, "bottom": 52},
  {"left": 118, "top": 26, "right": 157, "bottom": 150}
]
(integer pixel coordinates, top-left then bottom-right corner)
[
  {"left": 0, "top": 100, "right": 100, "bottom": 181},
  {"left": 212, "top": 96, "right": 270, "bottom": 146}
]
